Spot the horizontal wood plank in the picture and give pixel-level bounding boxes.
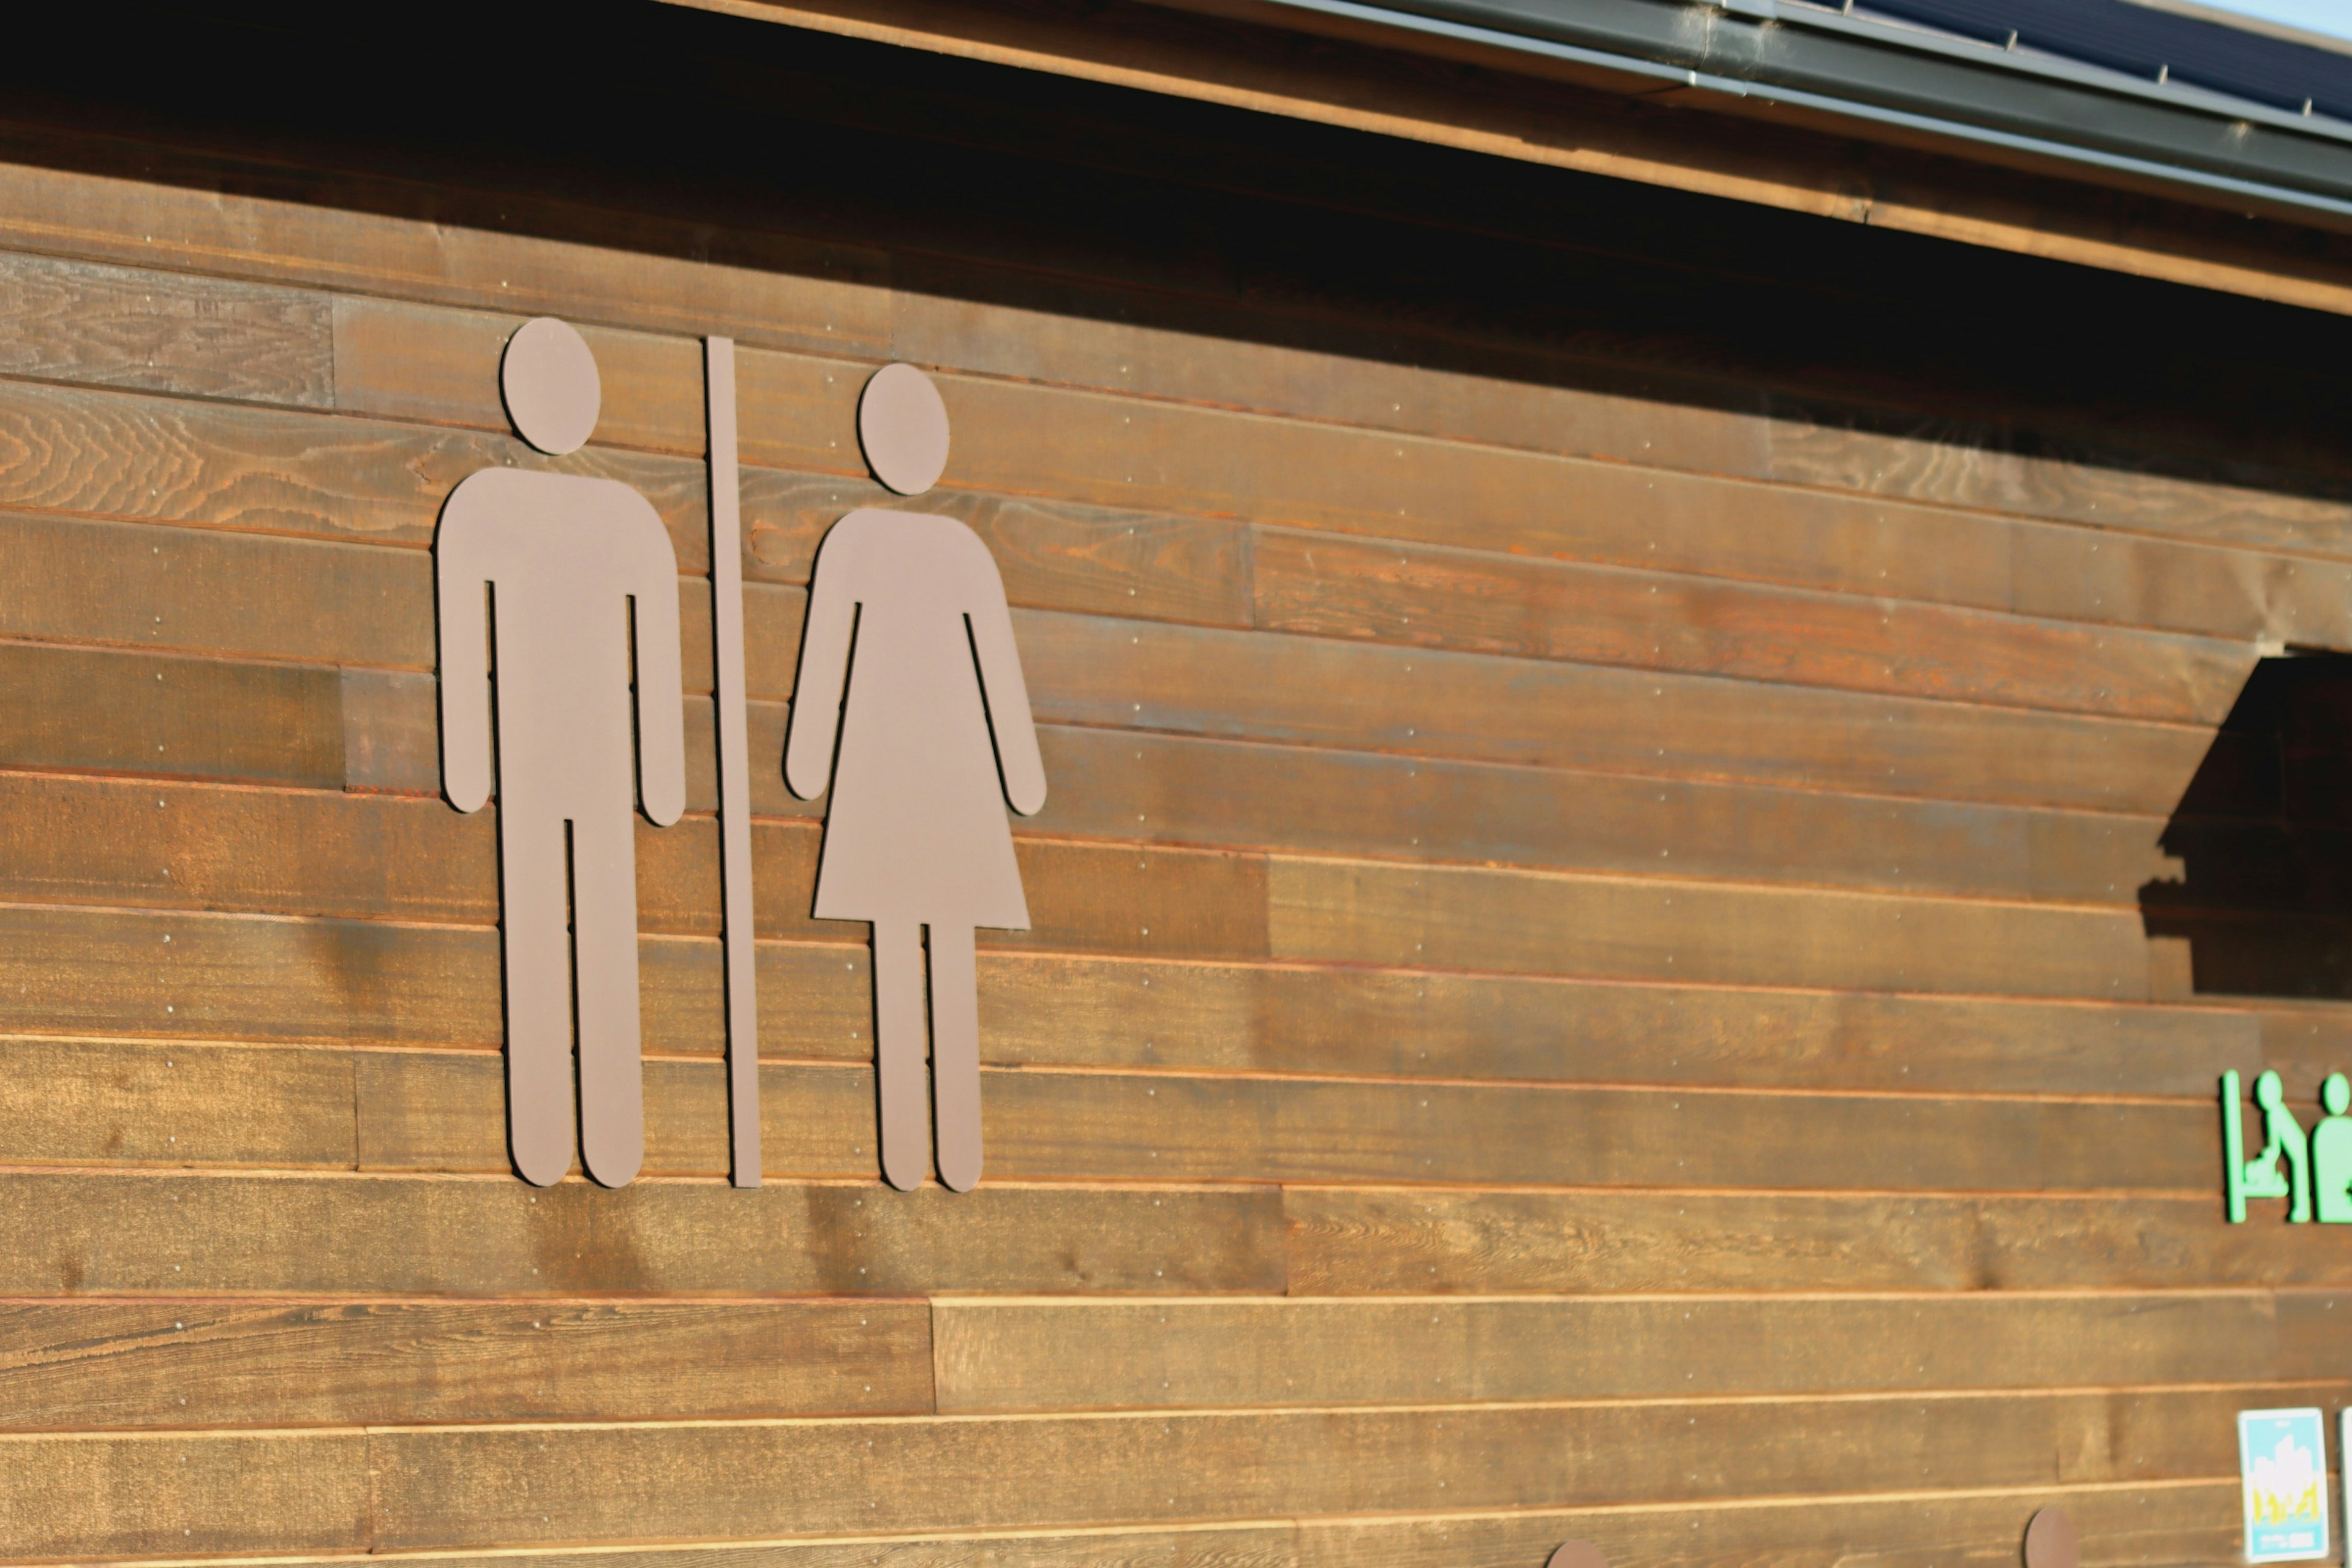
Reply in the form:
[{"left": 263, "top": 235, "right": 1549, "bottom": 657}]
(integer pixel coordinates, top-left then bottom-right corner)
[
  {"left": 352, "top": 1384, "right": 2324, "bottom": 1548},
  {"left": 24, "top": 649, "right": 2190, "bottom": 911},
  {"left": 932, "top": 1293, "right": 2301, "bottom": 1409},
  {"left": 0, "top": 774, "right": 2173, "bottom": 992},
  {"left": 0, "top": 1427, "right": 366, "bottom": 1558},
  {"left": 0, "top": 1039, "right": 353, "bottom": 1169},
  {"left": 978, "top": 954, "right": 2256, "bottom": 1095},
  {"left": 1249, "top": 527, "right": 2256, "bottom": 723},
  {"left": 1030, "top": 727, "right": 2178, "bottom": 907},
  {"left": 48, "top": 1481, "right": 2236, "bottom": 1568},
  {"left": 0, "top": 1299, "right": 927, "bottom": 1431},
  {"left": 0, "top": 377, "right": 717, "bottom": 566},
  {"left": 333, "top": 296, "right": 712, "bottom": 455},
  {"left": 1283, "top": 1188, "right": 2352, "bottom": 1292},
  {"left": 1290, "top": 1480, "right": 2239, "bottom": 1568},
  {"left": 1017, "top": 611, "right": 2216, "bottom": 817},
  {"left": 895, "top": 284, "right": 2352, "bottom": 566},
  {"left": 1268, "top": 859, "right": 2154, "bottom": 998},
  {"left": 0, "top": 1172, "right": 1281, "bottom": 1297},
  {"left": 0, "top": 508, "right": 430, "bottom": 666},
  {"left": 0, "top": 901, "right": 2245, "bottom": 1098},
  {"left": 0, "top": 250, "right": 331, "bottom": 405},
  {"left": 341, "top": 1050, "right": 2220, "bottom": 1191},
  {"left": 0, "top": 643, "right": 341, "bottom": 788},
  {"left": 295, "top": 287, "right": 2352, "bottom": 653},
  {"left": 0, "top": 146, "right": 891, "bottom": 355},
  {"left": 740, "top": 472, "right": 1253, "bottom": 627},
  {"left": 935, "top": 373, "right": 2352, "bottom": 636},
  {"left": 0, "top": 513, "right": 2232, "bottom": 832}
]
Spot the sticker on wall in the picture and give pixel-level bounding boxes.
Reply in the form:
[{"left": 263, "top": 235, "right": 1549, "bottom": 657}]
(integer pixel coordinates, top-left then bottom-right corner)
[
  {"left": 2222, "top": 1068, "right": 2352, "bottom": 1222},
  {"left": 786, "top": 364, "right": 1047, "bottom": 1193},
  {"left": 437, "top": 317, "right": 688, "bottom": 1188},
  {"left": 2239, "top": 1407, "right": 2331, "bottom": 1563},
  {"left": 2342, "top": 1409, "right": 2352, "bottom": 1564}
]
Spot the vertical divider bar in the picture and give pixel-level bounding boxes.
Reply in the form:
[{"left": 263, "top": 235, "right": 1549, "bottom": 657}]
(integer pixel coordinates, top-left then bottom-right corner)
[{"left": 706, "top": 336, "right": 761, "bottom": 1187}]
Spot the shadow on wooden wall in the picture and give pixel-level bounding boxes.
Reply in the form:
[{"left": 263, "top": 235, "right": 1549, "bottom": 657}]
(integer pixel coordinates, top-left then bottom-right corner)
[{"left": 2143, "top": 652, "right": 2352, "bottom": 997}]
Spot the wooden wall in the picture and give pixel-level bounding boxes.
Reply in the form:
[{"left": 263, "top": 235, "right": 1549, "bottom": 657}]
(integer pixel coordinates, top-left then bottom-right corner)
[{"left": 4, "top": 2, "right": 2352, "bottom": 1561}]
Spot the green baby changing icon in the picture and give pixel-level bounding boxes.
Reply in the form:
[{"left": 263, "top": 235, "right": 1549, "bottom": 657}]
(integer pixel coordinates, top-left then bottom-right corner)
[{"left": 2223, "top": 1069, "right": 2352, "bottom": 1223}]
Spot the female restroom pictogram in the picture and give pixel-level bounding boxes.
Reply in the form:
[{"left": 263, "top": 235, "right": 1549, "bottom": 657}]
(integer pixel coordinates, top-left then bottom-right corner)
[{"left": 785, "top": 364, "right": 1047, "bottom": 1193}]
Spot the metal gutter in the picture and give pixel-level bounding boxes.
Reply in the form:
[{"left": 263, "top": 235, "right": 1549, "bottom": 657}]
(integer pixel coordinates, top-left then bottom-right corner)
[{"left": 1175, "top": 0, "right": 2352, "bottom": 225}]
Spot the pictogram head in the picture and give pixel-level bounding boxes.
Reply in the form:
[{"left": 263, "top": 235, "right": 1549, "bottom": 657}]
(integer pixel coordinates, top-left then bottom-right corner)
[
  {"left": 858, "top": 363, "right": 951, "bottom": 496},
  {"left": 2022, "top": 1507, "right": 2077, "bottom": 1568},
  {"left": 502, "top": 316, "right": 601, "bottom": 456}
]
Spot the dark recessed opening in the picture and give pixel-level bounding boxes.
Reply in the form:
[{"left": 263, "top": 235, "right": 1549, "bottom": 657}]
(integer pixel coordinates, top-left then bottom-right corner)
[{"left": 2142, "top": 651, "right": 2352, "bottom": 998}]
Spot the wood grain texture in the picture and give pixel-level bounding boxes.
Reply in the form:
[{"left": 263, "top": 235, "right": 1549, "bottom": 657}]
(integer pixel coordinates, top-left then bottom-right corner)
[
  {"left": 337, "top": 298, "right": 1255, "bottom": 623},
  {"left": 0, "top": 773, "right": 499, "bottom": 924},
  {"left": 0, "top": 774, "right": 2177, "bottom": 992},
  {"left": 337, "top": 290, "right": 2352, "bottom": 657},
  {"left": 0, "top": 1428, "right": 367, "bottom": 1559},
  {"left": 977, "top": 954, "right": 2255, "bottom": 1093},
  {"left": 932, "top": 373, "right": 2352, "bottom": 623},
  {"left": 324, "top": 1047, "right": 2225, "bottom": 1191},
  {"left": 125, "top": 1525, "right": 1300, "bottom": 1568},
  {"left": 0, "top": 1299, "right": 927, "bottom": 1430},
  {"left": 325, "top": 290, "right": 2352, "bottom": 655},
  {"left": 932, "top": 1292, "right": 2303, "bottom": 1409},
  {"left": 0, "top": 148, "right": 891, "bottom": 356},
  {"left": 0, "top": 1039, "right": 353, "bottom": 1170},
  {"left": 0, "top": 1172, "right": 1282, "bottom": 1296},
  {"left": 0, "top": 512, "right": 2230, "bottom": 865},
  {"left": 1030, "top": 727, "right": 2178, "bottom": 907},
  {"left": 1288, "top": 1481, "right": 2240, "bottom": 1568},
  {"left": 0, "top": 251, "right": 331, "bottom": 405},
  {"left": 1016, "top": 610, "right": 2216, "bottom": 816},
  {"left": 0, "top": 377, "right": 715, "bottom": 567},
  {"left": 0, "top": 903, "right": 500, "bottom": 1048},
  {"left": 741, "top": 470, "right": 1253, "bottom": 625},
  {"left": 0, "top": 903, "right": 840, "bottom": 1057},
  {"left": 49, "top": 1482, "right": 2236, "bottom": 1568},
  {"left": 1267, "top": 858, "right": 2153, "bottom": 998},
  {"left": 352, "top": 1383, "right": 2329, "bottom": 1547},
  {"left": 334, "top": 677, "right": 2187, "bottom": 910},
  {"left": 1764, "top": 414, "right": 2352, "bottom": 558},
  {"left": 0, "top": 643, "right": 342, "bottom": 788},
  {"left": 1283, "top": 1188, "right": 2352, "bottom": 1292},
  {"left": 0, "top": 510, "right": 429, "bottom": 666},
  {"left": 322, "top": 286, "right": 2352, "bottom": 668},
  {"left": 355, "top": 1051, "right": 876, "bottom": 1179},
  {"left": 1248, "top": 528, "right": 2257, "bottom": 723},
  {"left": 894, "top": 284, "right": 2352, "bottom": 562},
  {"left": 0, "top": 56, "right": 2335, "bottom": 1566},
  {"left": 333, "top": 296, "right": 712, "bottom": 454},
  {"left": 970, "top": 1071, "right": 2214, "bottom": 1192},
  {"left": 0, "top": 899, "right": 2243, "bottom": 1100}
]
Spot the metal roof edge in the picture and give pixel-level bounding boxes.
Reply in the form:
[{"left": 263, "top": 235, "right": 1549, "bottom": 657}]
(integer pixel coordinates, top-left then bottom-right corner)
[{"left": 1197, "top": 0, "right": 2352, "bottom": 227}]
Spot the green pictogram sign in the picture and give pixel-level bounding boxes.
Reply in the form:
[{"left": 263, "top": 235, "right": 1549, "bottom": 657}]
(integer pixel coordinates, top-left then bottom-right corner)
[{"left": 2223, "top": 1069, "right": 2352, "bottom": 1223}]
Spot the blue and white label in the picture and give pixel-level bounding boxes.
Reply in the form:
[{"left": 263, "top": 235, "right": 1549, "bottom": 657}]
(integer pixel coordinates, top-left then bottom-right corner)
[{"left": 2241, "top": 1407, "right": 2331, "bottom": 1563}]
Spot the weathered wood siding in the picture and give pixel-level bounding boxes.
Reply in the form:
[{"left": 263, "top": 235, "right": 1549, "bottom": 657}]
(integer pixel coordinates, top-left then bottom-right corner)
[{"left": 0, "top": 4, "right": 2348, "bottom": 1562}]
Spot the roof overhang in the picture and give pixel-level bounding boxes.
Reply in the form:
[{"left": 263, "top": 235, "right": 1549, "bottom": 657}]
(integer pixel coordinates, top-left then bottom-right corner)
[
  {"left": 1180, "top": 0, "right": 2352, "bottom": 228},
  {"left": 665, "top": 0, "right": 2352, "bottom": 315}
]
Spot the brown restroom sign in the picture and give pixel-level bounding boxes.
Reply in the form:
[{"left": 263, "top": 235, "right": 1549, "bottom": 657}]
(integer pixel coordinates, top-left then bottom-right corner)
[
  {"left": 438, "top": 330, "right": 1041, "bottom": 1193},
  {"left": 788, "top": 364, "right": 1048, "bottom": 1193},
  {"left": 436, "top": 318, "right": 688, "bottom": 1188}
]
